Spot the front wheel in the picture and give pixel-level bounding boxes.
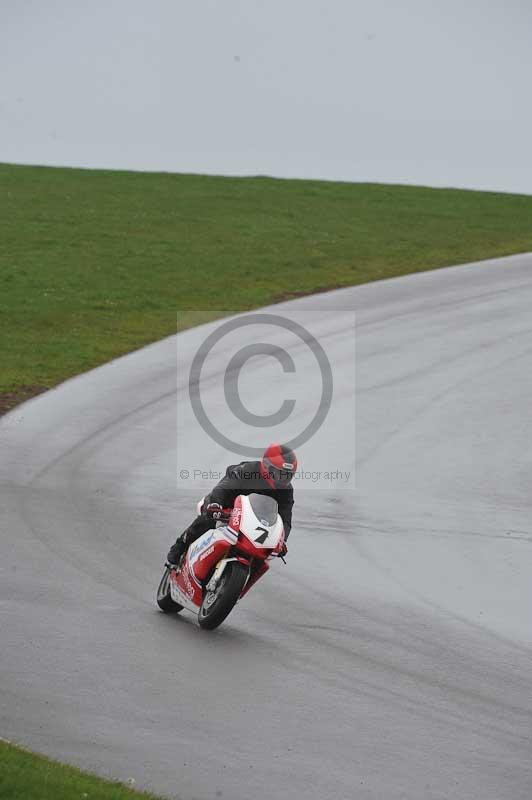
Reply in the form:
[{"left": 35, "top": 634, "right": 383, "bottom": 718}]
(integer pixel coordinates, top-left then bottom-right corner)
[
  {"left": 156, "top": 566, "right": 183, "bottom": 613},
  {"left": 198, "top": 562, "right": 248, "bottom": 630}
]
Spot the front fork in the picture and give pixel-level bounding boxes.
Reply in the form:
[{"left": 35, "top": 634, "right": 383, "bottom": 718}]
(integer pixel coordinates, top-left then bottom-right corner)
[
  {"left": 205, "top": 556, "right": 250, "bottom": 593},
  {"left": 205, "top": 555, "right": 271, "bottom": 600}
]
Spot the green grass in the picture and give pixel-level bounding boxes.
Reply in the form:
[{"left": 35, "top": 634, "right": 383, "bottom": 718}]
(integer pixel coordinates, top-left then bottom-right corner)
[
  {"left": 0, "top": 741, "right": 165, "bottom": 800},
  {"left": 1, "top": 162, "right": 532, "bottom": 407}
]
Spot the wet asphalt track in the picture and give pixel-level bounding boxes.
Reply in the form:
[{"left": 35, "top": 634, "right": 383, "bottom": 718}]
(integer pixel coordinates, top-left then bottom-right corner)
[{"left": 1, "top": 254, "right": 532, "bottom": 800}]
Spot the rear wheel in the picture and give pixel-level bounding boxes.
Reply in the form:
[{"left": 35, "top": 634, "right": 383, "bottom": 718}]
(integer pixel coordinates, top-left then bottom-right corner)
[
  {"left": 156, "top": 566, "right": 183, "bottom": 613},
  {"left": 198, "top": 562, "right": 248, "bottom": 630}
]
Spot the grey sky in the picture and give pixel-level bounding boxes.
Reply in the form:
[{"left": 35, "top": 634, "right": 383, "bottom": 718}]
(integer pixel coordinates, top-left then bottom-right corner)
[{"left": 1, "top": 0, "right": 531, "bottom": 193}]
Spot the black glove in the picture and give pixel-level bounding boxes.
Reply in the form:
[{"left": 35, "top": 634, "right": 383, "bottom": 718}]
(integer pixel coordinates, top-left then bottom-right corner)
[
  {"left": 205, "top": 502, "right": 224, "bottom": 519},
  {"left": 279, "top": 542, "right": 288, "bottom": 557}
]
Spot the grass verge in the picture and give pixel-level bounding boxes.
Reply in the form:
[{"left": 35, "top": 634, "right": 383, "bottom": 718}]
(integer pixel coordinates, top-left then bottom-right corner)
[
  {"left": 0, "top": 740, "right": 165, "bottom": 800},
  {"left": 2, "top": 163, "right": 532, "bottom": 412}
]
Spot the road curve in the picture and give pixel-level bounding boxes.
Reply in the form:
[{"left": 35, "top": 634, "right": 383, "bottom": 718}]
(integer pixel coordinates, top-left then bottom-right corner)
[{"left": 1, "top": 254, "right": 532, "bottom": 800}]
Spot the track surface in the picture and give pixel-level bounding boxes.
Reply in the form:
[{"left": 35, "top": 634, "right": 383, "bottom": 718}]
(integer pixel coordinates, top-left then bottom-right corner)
[{"left": 1, "top": 255, "right": 532, "bottom": 800}]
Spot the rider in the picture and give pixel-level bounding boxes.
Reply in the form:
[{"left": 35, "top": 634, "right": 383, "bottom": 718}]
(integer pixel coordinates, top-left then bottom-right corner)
[{"left": 167, "top": 443, "right": 297, "bottom": 565}]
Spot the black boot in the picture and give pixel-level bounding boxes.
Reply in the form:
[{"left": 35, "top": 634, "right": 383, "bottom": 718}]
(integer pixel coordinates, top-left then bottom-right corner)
[
  {"left": 167, "top": 537, "right": 186, "bottom": 566},
  {"left": 167, "top": 516, "right": 212, "bottom": 566}
]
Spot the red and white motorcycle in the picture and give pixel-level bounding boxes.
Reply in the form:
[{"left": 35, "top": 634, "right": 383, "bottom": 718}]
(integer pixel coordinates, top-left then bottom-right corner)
[{"left": 156, "top": 493, "right": 286, "bottom": 629}]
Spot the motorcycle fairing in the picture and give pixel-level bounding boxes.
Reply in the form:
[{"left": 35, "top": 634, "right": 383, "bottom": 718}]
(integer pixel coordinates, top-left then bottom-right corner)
[
  {"left": 190, "top": 526, "right": 237, "bottom": 582},
  {"left": 170, "top": 560, "right": 202, "bottom": 610},
  {"left": 238, "top": 494, "right": 284, "bottom": 549},
  {"left": 170, "top": 526, "right": 237, "bottom": 610}
]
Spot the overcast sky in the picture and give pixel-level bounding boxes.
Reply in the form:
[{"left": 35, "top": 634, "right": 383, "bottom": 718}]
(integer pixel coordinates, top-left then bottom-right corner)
[{"left": 1, "top": 0, "right": 531, "bottom": 193}]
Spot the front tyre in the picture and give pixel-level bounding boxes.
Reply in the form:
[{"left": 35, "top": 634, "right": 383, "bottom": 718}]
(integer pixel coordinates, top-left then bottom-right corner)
[
  {"left": 157, "top": 566, "right": 183, "bottom": 613},
  {"left": 198, "top": 562, "right": 248, "bottom": 630}
]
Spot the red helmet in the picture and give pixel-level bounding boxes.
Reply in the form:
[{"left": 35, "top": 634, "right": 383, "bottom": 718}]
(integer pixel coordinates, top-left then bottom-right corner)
[{"left": 261, "top": 443, "right": 298, "bottom": 488}]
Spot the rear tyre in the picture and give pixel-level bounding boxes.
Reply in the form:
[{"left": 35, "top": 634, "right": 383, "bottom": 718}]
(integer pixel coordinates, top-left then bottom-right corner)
[
  {"left": 198, "top": 562, "right": 248, "bottom": 630},
  {"left": 156, "top": 566, "right": 183, "bottom": 613}
]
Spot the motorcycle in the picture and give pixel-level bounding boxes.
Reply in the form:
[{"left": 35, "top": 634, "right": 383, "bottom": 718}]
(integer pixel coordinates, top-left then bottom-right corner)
[{"left": 156, "top": 493, "right": 286, "bottom": 629}]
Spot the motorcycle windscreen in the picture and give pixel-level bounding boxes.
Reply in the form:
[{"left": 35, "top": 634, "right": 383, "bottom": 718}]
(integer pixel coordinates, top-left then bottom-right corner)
[{"left": 247, "top": 493, "right": 278, "bottom": 526}]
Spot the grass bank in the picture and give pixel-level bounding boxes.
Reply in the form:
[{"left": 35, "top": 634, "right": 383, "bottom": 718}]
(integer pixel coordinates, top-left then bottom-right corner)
[
  {"left": 0, "top": 740, "right": 165, "bottom": 800},
  {"left": 1, "top": 162, "right": 532, "bottom": 413}
]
